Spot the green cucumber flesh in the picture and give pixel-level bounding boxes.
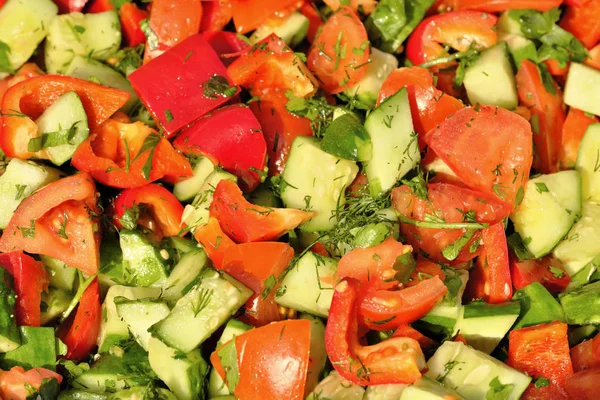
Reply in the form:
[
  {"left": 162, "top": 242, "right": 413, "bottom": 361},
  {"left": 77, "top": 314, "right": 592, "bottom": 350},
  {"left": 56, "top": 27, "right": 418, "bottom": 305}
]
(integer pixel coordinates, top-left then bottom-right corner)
[
  {"left": 307, "top": 371, "right": 365, "bottom": 400},
  {"left": 115, "top": 298, "right": 171, "bottom": 351},
  {"left": 161, "top": 249, "right": 209, "bottom": 303},
  {"left": 559, "top": 280, "right": 600, "bottom": 325},
  {"left": 173, "top": 156, "right": 215, "bottom": 202},
  {"left": 250, "top": 12, "right": 309, "bottom": 48},
  {"left": 119, "top": 230, "right": 169, "bottom": 287},
  {"left": 41, "top": 255, "right": 77, "bottom": 292},
  {"left": 399, "top": 377, "right": 464, "bottom": 400},
  {"left": 564, "top": 63, "right": 600, "bottom": 117},
  {"left": 576, "top": 123, "right": 600, "bottom": 202}
]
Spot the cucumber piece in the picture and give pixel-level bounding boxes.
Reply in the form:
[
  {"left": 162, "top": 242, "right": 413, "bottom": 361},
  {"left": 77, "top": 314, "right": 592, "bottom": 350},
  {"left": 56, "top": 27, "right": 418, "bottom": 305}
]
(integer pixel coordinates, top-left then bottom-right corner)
[
  {"left": 364, "top": 87, "right": 420, "bottom": 196},
  {"left": 250, "top": 11, "right": 309, "bottom": 48},
  {"left": 244, "top": 182, "right": 282, "bottom": 208},
  {"left": 173, "top": 156, "right": 215, "bottom": 202},
  {"left": 307, "top": 371, "right": 365, "bottom": 400},
  {"left": 35, "top": 91, "right": 90, "bottom": 166},
  {"left": 512, "top": 282, "right": 565, "bottom": 330},
  {"left": 343, "top": 48, "right": 398, "bottom": 108},
  {"left": 0, "top": 326, "right": 56, "bottom": 370},
  {"left": 463, "top": 43, "right": 518, "bottom": 109},
  {"left": 576, "top": 123, "right": 600, "bottom": 202},
  {"left": 58, "top": 390, "right": 108, "bottom": 400},
  {"left": 453, "top": 301, "right": 520, "bottom": 354},
  {"left": 497, "top": 11, "right": 522, "bottom": 35},
  {"left": 119, "top": 230, "right": 169, "bottom": 287},
  {"left": 568, "top": 325, "right": 598, "bottom": 347},
  {"left": 64, "top": 56, "right": 138, "bottom": 113},
  {"left": 41, "top": 255, "right": 77, "bottom": 292},
  {"left": 564, "top": 63, "right": 600, "bottom": 116},
  {"left": 148, "top": 337, "right": 209, "bottom": 400},
  {"left": 559, "top": 280, "right": 600, "bottom": 325},
  {"left": 553, "top": 201, "right": 600, "bottom": 277},
  {"left": 365, "top": 384, "right": 407, "bottom": 400},
  {"left": 280, "top": 136, "right": 359, "bottom": 231},
  {"left": 321, "top": 113, "right": 372, "bottom": 161},
  {"left": 400, "top": 377, "right": 464, "bottom": 400},
  {"left": 0, "top": 0, "right": 57, "bottom": 77},
  {"left": 151, "top": 270, "right": 252, "bottom": 353},
  {"left": 510, "top": 170, "right": 582, "bottom": 258},
  {"left": 0, "top": 159, "right": 61, "bottom": 229},
  {"left": 424, "top": 157, "right": 459, "bottom": 180},
  {"left": 426, "top": 341, "right": 531, "bottom": 400},
  {"left": 161, "top": 249, "right": 209, "bottom": 302},
  {"left": 301, "top": 314, "right": 328, "bottom": 395},
  {"left": 0, "top": 268, "right": 20, "bottom": 352},
  {"left": 107, "top": 387, "right": 177, "bottom": 400},
  {"left": 498, "top": 32, "right": 536, "bottom": 69},
  {"left": 40, "top": 288, "right": 72, "bottom": 325},
  {"left": 275, "top": 251, "right": 337, "bottom": 318},
  {"left": 115, "top": 298, "right": 170, "bottom": 350}
]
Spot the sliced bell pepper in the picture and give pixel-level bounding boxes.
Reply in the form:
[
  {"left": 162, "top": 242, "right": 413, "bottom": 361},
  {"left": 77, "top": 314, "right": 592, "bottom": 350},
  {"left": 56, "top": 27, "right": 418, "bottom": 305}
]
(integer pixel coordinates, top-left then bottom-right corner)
[
  {"left": 559, "top": 107, "right": 599, "bottom": 169},
  {"left": 0, "top": 75, "right": 129, "bottom": 159},
  {"left": 71, "top": 118, "right": 192, "bottom": 188},
  {"left": 52, "top": 0, "right": 88, "bottom": 13},
  {"left": 0, "top": 367, "right": 63, "bottom": 400},
  {"left": 230, "top": 0, "right": 303, "bottom": 34},
  {"left": 560, "top": 0, "right": 600, "bottom": 49},
  {"left": 86, "top": 0, "right": 114, "bottom": 13},
  {"left": 200, "top": 0, "right": 233, "bottom": 32},
  {"left": 0, "top": 252, "right": 49, "bottom": 327},
  {"left": 510, "top": 254, "right": 570, "bottom": 294},
  {"left": 173, "top": 105, "right": 267, "bottom": 191},
  {"left": 130, "top": 34, "right": 237, "bottom": 137},
  {"left": 392, "top": 324, "right": 437, "bottom": 352},
  {"left": 119, "top": 2, "right": 148, "bottom": 47},
  {"left": 201, "top": 31, "right": 250, "bottom": 67},
  {"left": 0, "top": 173, "right": 100, "bottom": 276},
  {"left": 299, "top": 2, "right": 323, "bottom": 43},
  {"left": 113, "top": 184, "right": 184, "bottom": 238},
  {"left": 193, "top": 217, "right": 236, "bottom": 269}
]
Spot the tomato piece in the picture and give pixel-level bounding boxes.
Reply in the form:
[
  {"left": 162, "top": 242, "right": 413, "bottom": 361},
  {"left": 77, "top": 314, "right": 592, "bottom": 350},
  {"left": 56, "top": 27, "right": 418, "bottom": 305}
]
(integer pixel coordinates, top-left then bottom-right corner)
[
  {"left": 173, "top": 105, "right": 266, "bottom": 191},
  {"left": 0, "top": 63, "right": 45, "bottom": 104},
  {"left": 0, "top": 173, "right": 100, "bottom": 276},
  {"left": 57, "top": 278, "right": 101, "bottom": 360},
  {"left": 209, "top": 180, "right": 313, "bottom": 242},
  {"left": 326, "top": 279, "right": 425, "bottom": 385},
  {"left": 53, "top": 0, "right": 88, "bottom": 13},
  {"left": 119, "top": 2, "right": 148, "bottom": 47},
  {"left": 464, "top": 223, "right": 513, "bottom": 304},
  {"left": 0, "top": 75, "right": 129, "bottom": 158},
  {"left": 307, "top": 7, "right": 369, "bottom": 94},
  {"left": 424, "top": 105, "right": 533, "bottom": 209},
  {"left": 200, "top": 0, "right": 233, "bottom": 32},
  {"left": 201, "top": 31, "right": 249, "bottom": 67},
  {"left": 585, "top": 43, "right": 600, "bottom": 70},
  {"left": 193, "top": 217, "right": 236, "bottom": 269},
  {"left": 299, "top": 2, "right": 323, "bottom": 43},
  {"left": 453, "top": 0, "right": 562, "bottom": 12},
  {"left": 392, "top": 183, "right": 512, "bottom": 264},
  {"left": 405, "top": 256, "right": 446, "bottom": 288},
  {"left": 510, "top": 254, "right": 570, "bottom": 293},
  {"left": 560, "top": 1, "right": 600, "bottom": 49},
  {"left": 142, "top": 0, "right": 202, "bottom": 63},
  {"left": 211, "top": 319, "right": 311, "bottom": 399},
  {"left": 545, "top": 58, "right": 569, "bottom": 77},
  {"left": 571, "top": 334, "right": 600, "bottom": 372},
  {"left": 0, "top": 367, "right": 63, "bottom": 400},
  {"left": 565, "top": 368, "right": 600, "bottom": 400},
  {"left": 241, "top": 293, "right": 283, "bottom": 327},
  {"left": 508, "top": 321, "right": 574, "bottom": 400},
  {"left": 323, "top": 0, "right": 376, "bottom": 13},
  {"left": 392, "top": 324, "right": 437, "bottom": 351},
  {"left": 72, "top": 118, "right": 192, "bottom": 188},
  {"left": 335, "top": 237, "right": 413, "bottom": 291},
  {"left": 231, "top": 0, "right": 303, "bottom": 34},
  {"left": 406, "top": 11, "right": 497, "bottom": 66},
  {"left": 86, "top": 0, "right": 114, "bottom": 13},
  {"left": 113, "top": 184, "right": 184, "bottom": 238},
  {"left": 559, "top": 107, "right": 599, "bottom": 169},
  {"left": 515, "top": 60, "right": 565, "bottom": 174},
  {"left": 0, "top": 252, "right": 48, "bottom": 327}
]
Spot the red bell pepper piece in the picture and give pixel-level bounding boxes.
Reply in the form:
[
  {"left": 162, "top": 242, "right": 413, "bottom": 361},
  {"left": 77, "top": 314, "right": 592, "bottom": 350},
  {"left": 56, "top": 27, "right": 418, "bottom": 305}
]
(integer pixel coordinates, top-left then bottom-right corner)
[
  {"left": 465, "top": 223, "right": 513, "bottom": 304},
  {"left": 0, "top": 367, "right": 63, "bottom": 400},
  {"left": 453, "top": 0, "right": 562, "bottom": 12},
  {"left": 173, "top": 105, "right": 267, "bottom": 191},
  {"left": 560, "top": 0, "right": 600, "bottom": 49},
  {"left": 0, "top": 75, "right": 129, "bottom": 159},
  {"left": 0, "top": 173, "right": 101, "bottom": 276},
  {"left": 210, "top": 320, "right": 311, "bottom": 399},
  {"left": 0, "top": 63, "right": 44, "bottom": 106},
  {"left": 119, "top": 2, "right": 148, "bottom": 47},
  {"left": 508, "top": 321, "right": 574, "bottom": 399},
  {"left": 326, "top": 278, "right": 425, "bottom": 385},
  {"left": 565, "top": 369, "right": 600, "bottom": 400},
  {"left": 113, "top": 184, "right": 184, "bottom": 238},
  {"left": 193, "top": 217, "right": 236, "bottom": 269},
  {"left": 230, "top": 0, "right": 303, "bottom": 34},
  {"left": 57, "top": 278, "right": 101, "bottom": 360},
  {"left": 209, "top": 180, "right": 313, "bottom": 242},
  {"left": 201, "top": 31, "right": 250, "bottom": 67},
  {"left": 142, "top": 0, "right": 203, "bottom": 63},
  {"left": 0, "top": 252, "right": 49, "bottom": 327},
  {"left": 52, "top": 0, "right": 88, "bottom": 13},
  {"left": 299, "top": 2, "right": 323, "bottom": 43},
  {"left": 130, "top": 34, "right": 237, "bottom": 137},
  {"left": 200, "top": 0, "right": 233, "bottom": 32},
  {"left": 559, "top": 108, "right": 599, "bottom": 169},
  {"left": 570, "top": 333, "right": 600, "bottom": 372},
  {"left": 71, "top": 118, "right": 192, "bottom": 188},
  {"left": 0, "top": 0, "right": 6, "bottom": 8},
  {"left": 241, "top": 294, "right": 284, "bottom": 327},
  {"left": 86, "top": 0, "right": 114, "bottom": 13},
  {"left": 510, "top": 254, "right": 570, "bottom": 293}
]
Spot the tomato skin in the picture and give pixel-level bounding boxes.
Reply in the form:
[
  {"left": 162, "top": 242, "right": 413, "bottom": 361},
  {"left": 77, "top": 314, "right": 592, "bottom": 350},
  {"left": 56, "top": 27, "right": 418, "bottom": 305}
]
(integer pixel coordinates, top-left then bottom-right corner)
[
  {"left": 0, "top": 367, "right": 63, "bottom": 400},
  {"left": 211, "top": 319, "right": 311, "bottom": 399},
  {"left": 565, "top": 368, "right": 600, "bottom": 400},
  {"left": 231, "top": 0, "right": 303, "bottom": 34},
  {"left": 240, "top": 293, "right": 283, "bottom": 327},
  {"left": 0, "top": 252, "right": 49, "bottom": 327},
  {"left": 193, "top": 218, "right": 236, "bottom": 269},
  {"left": 424, "top": 106, "right": 533, "bottom": 209},
  {"left": 508, "top": 321, "right": 574, "bottom": 400},
  {"left": 586, "top": 43, "right": 600, "bottom": 70},
  {"left": 200, "top": 0, "right": 233, "bottom": 32},
  {"left": 201, "top": 31, "right": 249, "bottom": 67},
  {"left": 406, "top": 11, "right": 497, "bottom": 66},
  {"left": 560, "top": 0, "right": 600, "bottom": 49},
  {"left": 0, "top": 173, "right": 100, "bottom": 276},
  {"left": 510, "top": 254, "right": 570, "bottom": 293},
  {"left": 571, "top": 334, "right": 600, "bottom": 372},
  {"left": 453, "top": 0, "right": 562, "bottom": 12},
  {"left": 392, "top": 324, "right": 437, "bottom": 352},
  {"left": 405, "top": 256, "right": 446, "bottom": 288},
  {"left": 307, "top": 7, "right": 370, "bottom": 94},
  {"left": 119, "top": 2, "right": 148, "bottom": 47},
  {"left": 559, "top": 108, "right": 599, "bottom": 169}
]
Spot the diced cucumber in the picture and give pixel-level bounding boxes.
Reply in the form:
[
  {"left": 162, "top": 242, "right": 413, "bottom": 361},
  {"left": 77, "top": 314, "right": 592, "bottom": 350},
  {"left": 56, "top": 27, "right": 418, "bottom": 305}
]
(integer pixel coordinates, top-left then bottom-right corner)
[
  {"left": 553, "top": 201, "right": 600, "bottom": 276},
  {"left": 173, "top": 156, "right": 215, "bottom": 202},
  {"left": 498, "top": 32, "right": 536, "bottom": 69},
  {"left": 364, "top": 87, "right": 419, "bottom": 196},
  {"left": 320, "top": 113, "right": 372, "bottom": 162},
  {"left": 463, "top": 43, "right": 518, "bottom": 109},
  {"left": 107, "top": 387, "right": 177, "bottom": 400},
  {"left": 250, "top": 11, "right": 309, "bottom": 48},
  {"left": 40, "top": 288, "right": 72, "bottom": 325},
  {"left": 424, "top": 157, "right": 459, "bottom": 180},
  {"left": 497, "top": 11, "right": 522, "bottom": 35},
  {"left": 57, "top": 390, "right": 108, "bottom": 400},
  {"left": 559, "top": 280, "right": 600, "bottom": 325},
  {"left": 0, "top": 326, "right": 56, "bottom": 370},
  {"left": 119, "top": 230, "right": 169, "bottom": 287},
  {"left": 0, "top": 0, "right": 57, "bottom": 77},
  {"left": 510, "top": 170, "right": 582, "bottom": 258},
  {"left": 564, "top": 63, "right": 600, "bottom": 116},
  {"left": 280, "top": 136, "right": 359, "bottom": 231},
  {"left": 275, "top": 251, "right": 337, "bottom": 318},
  {"left": 115, "top": 298, "right": 171, "bottom": 351},
  {"left": 576, "top": 123, "right": 600, "bottom": 202},
  {"left": 399, "top": 377, "right": 465, "bottom": 400},
  {"left": 343, "top": 48, "right": 399, "bottom": 108},
  {"left": 568, "top": 325, "right": 598, "bottom": 347},
  {"left": 148, "top": 337, "right": 209, "bottom": 400},
  {"left": 454, "top": 301, "right": 520, "bottom": 354},
  {"left": 64, "top": 55, "right": 138, "bottom": 113},
  {"left": 0, "top": 268, "right": 20, "bottom": 352},
  {"left": 161, "top": 249, "right": 209, "bottom": 302},
  {"left": 426, "top": 341, "right": 531, "bottom": 400},
  {"left": 364, "top": 384, "right": 407, "bottom": 400},
  {"left": 41, "top": 255, "right": 77, "bottom": 292},
  {"left": 245, "top": 182, "right": 282, "bottom": 208},
  {"left": 151, "top": 270, "right": 252, "bottom": 353},
  {"left": 512, "top": 282, "right": 565, "bottom": 330},
  {"left": 0, "top": 159, "right": 61, "bottom": 229},
  {"left": 307, "top": 371, "right": 365, "bottom": 400},
  {"left": 35, "top": 91, "right": 90, "bottom": 166},
  {"left": 301, "top": 314, "right": 328, "bottom": 395}
]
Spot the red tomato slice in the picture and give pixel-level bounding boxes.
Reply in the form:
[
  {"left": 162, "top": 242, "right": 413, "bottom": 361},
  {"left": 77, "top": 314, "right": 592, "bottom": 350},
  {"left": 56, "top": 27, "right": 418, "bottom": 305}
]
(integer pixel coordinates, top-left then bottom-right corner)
[
  {"left": 405, "top": 256, "right": 446, "bottom": 288},
  {"left": 201, "top": 31, "right": 249, "bottom": 67},
  {"left": 241, "top": 293, "right": 283, "bottom": 327},
  {"left": 119, "top": 2, "right": 148, "bottom": 47},
  {"left": 200, "top": 0, "right": 233, "bottom": 32},
  {"left": 86, "top": 0, "right": 114, "bottom": 13},
  {"left": 0, "top": 252, "right": 48, "bottom": 327},
  {"left": 510, "top": 254, "right": 570, "bottom": 293},
  {"left": 299, "top": 2, "right": 324, "bottom": 43},
  {"left": 453, "top": 0, "right": 562, "bottom": 12},
  {"left": 307, "top": 6, "right": 370, "bottom": 94},
  {"left": 571, "top": 334, "right": 600, "bottom": 372},
  {"left": 193, "top": 217, "right": 236, "bottom": 269},
  {"left": 424, "top": 105, "right": 533, "bottom": 209},
  {"left": 230, "top": 0, "right": 303, "bottom": 34},
  {"left": 586, "top": 43, "right": 600, "bottom": 70},
  {"left": 0, "top": 367, "right": 63, "bottom": 400},
  {"left": 53, "top": 0, "right": 88, "bottom": 13},
  {"left": 323, "top": 0, "right": 376, "bottom": 13},
  {"left": 560, "top": 1, "right": 600, "bottom": 49},
  {"left": 559, "top": 108, "right": 599, "bottom": 169},
  {"left": 508, "top": 321, "right": 574, "bottom": 400},
  {"left": 565, "top": 368, "right": 600, "bottom": 400}
]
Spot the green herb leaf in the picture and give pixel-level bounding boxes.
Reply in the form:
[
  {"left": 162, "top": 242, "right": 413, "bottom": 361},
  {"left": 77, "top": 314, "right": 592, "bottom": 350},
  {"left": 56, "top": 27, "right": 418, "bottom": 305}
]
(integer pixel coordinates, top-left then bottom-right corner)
[
  {"left": 203, "top": 75, "right": 237, "bottom": 99},
  {"left": 0, "top": 40, "right": 13, "bottom": 74},
  {"left": 217, "top": 338, "right": 240, "bottom": 393},
  {"left": 285, "top": 91, "right": 334, "bottom": 138},
  {"left": 442, "top": 229, "right": 477, "bottom": 261},
  {"left": 534, "top": 376, "right": 550, "bottom": 388},
  {"left": 486, "top": 376, "right": 515, "bottom": 400},
  {"left": 119, "top": 204, "right": 140, "bottom": 230},
  {"left": 393, "top": 252, "right": 416, "bottom": 284},
  {"left": 261, "top": 275, "right": 277, "bottom": 300},
  {"left": 139, "top": 19, "right": 159, "bottom": 51},
  {"left": 535, "top": 182, "right": 549, "bottom": 193},
  {"left": 27, "top": 122, "right": 81, "bottom": 153}
]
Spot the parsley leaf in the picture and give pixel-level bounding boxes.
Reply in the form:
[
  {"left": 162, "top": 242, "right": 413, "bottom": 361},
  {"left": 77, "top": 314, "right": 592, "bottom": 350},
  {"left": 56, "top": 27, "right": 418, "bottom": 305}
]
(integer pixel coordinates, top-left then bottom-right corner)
[
  {"left": 139, "top": 19, "right": 159, "bottom": 51},
  {"left": 285, "top": 91, "right": 334, "bottom": 138},
  {"left": 534, "top": 376, "right": 550, "bottom": 388},
  {"left": 0, "top": 40, "right": 12, "bottom": 74},
  {"left": 486, "top": 376, "right": 514, "bottom": 400},
  {"left": 202, "top": 75, "right": 237, "bottom": 99},
  {"left": 217, "top": 338, "right": 240, "bottom": 393}
]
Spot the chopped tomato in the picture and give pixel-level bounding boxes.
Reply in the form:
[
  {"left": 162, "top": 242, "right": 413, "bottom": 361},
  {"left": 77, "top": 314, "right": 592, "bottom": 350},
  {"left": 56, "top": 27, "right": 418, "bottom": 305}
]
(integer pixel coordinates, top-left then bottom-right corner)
[
  {"left": 565, "top": 368, "right": 600, "bottom": 400},
  {"left": 0, "top": 63, "right": 45, "bottom": 102},
  {"left": 545, "top": 59, "right": 569, "bottom": 77},
  {"left": 508, "top": 321, "right": 574, "bottom": 399},
  {"left": 434, "top": 68, "right": 465, "bottom": 100},
  {"left": 559, "top": 108, "right": 599, "bottom": 169},
  {"left": 322, "top": 0, "right": 376, "bottom": 14},
  {"left": 510, "top": 254, "right": 571, "bottom": 293},
  {"left": 405, "top": 256, "right": 446, "bottom": 288},
  {"left": 392, "top": 324, "right": 437, "bottom": 352},
  {"left": 453, "top": 0, "right": 562, "bottom": 12},
  {"left": 586, "top": 43, "right": 600, "bottom": 70},
  {"left": 241, "top": 293, "right": 283, "bottom": 327},
  {"left": 0, "top": 173, "right": 100, "bottom": 276},
  {"left": 201, "top": 31, "right": 250, "bottom": 67},
  {"left": 0, "top": 367, "right": 63, "bottom": 400},
  {"left": 299, "top": 2, "right": 323, "bottom": 43},
  {"left": 119, "top": 2, "right": 148, "bottom": 47},
  {"left": 86, "top": 0, "right": 114, "bottom": 13},
  {"left": 53, "top": 0, "right": 88, "bottom": 13},
  {"left": 200, "top": 0, "right": 233, "bottom": 32},
  {"left": 515, "top": 60, "right": 566, "bottom": 174},
  {"left": 560, "top": 0, "right": 600, "bottom": 49},
  {"left": 0, "top": 252, "right": 49, "bottom": 327},
  {"left": 193, "top": 217, "right": 236, "bottom": 269},
  {"left": 230, "top": 0, "right": 303, "bottom": 34},
  {"left": 424, "top": 105, "right": 533, "bottom": 209},
  {"left": 211, "top": 319, "right": 311, "bottom": 399},
  {"left": 571, "top": 334, "right": 600, "bottom": 372},
  {"left": 307, "top": 6, "right": 370, "bottom": 94}
]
